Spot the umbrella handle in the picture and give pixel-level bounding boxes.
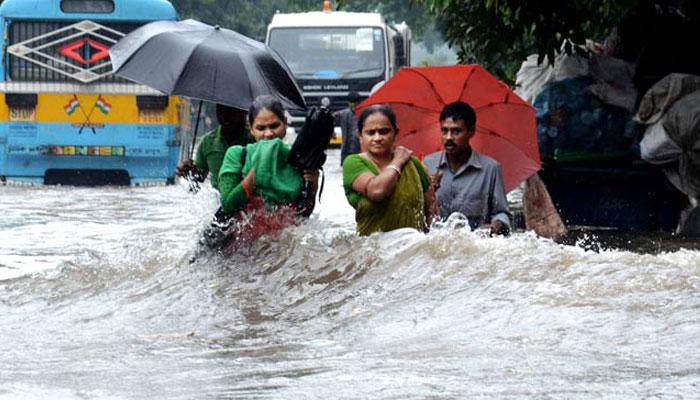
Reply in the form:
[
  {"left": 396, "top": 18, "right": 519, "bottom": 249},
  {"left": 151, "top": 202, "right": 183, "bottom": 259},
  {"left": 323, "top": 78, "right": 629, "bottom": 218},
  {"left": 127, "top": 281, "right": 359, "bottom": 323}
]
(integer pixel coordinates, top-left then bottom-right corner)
[
  {"left": 296, "top": 180, "right": 315, "bottom": 217},
  {"left": 189, "top": 100, "right": 203, "bottom": 160},
  {"left": 178, "top": 100, "right": 203, "bottom": 194},
  {"left": 186, "top": 170, "right": 201, "bottom": 193}
]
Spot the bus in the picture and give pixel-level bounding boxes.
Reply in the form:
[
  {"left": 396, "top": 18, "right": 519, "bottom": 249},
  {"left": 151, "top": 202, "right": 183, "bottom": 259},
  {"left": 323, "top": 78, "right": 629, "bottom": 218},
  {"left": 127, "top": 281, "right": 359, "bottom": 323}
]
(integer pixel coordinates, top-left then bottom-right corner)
[
  {"left": 0, "top": 0, "right": 185, "bottom": 185},
  {"left": 266, "top": 3, "right": 411, "bottom": 144}
]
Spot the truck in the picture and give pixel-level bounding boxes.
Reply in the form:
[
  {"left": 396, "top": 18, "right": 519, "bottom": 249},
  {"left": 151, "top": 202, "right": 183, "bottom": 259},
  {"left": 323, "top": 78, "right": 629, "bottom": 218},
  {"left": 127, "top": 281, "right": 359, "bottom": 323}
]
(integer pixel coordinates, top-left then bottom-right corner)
[{"left": 265, "top": 2, "right": 411, "bottom": 143}]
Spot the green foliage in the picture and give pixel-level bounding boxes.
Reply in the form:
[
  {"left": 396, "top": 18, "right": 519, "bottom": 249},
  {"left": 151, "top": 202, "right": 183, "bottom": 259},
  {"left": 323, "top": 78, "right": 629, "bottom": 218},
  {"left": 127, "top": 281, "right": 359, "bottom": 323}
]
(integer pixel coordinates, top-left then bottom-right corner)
[
  {"left": 335, "top": 0, "right": 433, "bottom": 39},
  {"left": 419, "top": 0, "right": 638, "bottom": 82},
  {"left": 169, "top": 0, "right": 321, "bottom": 41}
]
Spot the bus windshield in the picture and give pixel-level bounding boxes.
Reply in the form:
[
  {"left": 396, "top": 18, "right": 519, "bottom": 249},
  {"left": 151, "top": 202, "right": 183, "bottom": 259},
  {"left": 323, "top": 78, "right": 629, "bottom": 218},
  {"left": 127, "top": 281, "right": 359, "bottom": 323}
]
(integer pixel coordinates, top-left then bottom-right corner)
[{"left": 268, "top": 27, "right": 385, "bottom": 79}]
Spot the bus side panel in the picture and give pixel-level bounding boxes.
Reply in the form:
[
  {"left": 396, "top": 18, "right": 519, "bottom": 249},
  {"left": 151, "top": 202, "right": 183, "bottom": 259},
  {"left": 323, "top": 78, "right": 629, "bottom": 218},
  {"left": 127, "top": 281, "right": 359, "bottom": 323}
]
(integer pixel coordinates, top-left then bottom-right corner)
[
  {"left": 0, "top": 19, "right": 5, "bottom": 179},
  {"left": 0, "top": 126, "right": 6, "bottom": 181},
  {"left": 0, "top": 122, "right": 177, "bottom": 182},
  {"left": 0, "top": 94, "right": 180, "bottom": 184},
  {"left": 166, "top": 124, "right": 180, "bottom": 184}
]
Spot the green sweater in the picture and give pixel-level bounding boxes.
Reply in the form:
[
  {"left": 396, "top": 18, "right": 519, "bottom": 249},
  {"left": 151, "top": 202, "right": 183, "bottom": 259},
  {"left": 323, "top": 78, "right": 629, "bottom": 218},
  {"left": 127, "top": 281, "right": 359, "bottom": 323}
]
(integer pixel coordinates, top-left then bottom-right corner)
[{"left": 218, "top": 138, "right": 304, "bottom": 215}]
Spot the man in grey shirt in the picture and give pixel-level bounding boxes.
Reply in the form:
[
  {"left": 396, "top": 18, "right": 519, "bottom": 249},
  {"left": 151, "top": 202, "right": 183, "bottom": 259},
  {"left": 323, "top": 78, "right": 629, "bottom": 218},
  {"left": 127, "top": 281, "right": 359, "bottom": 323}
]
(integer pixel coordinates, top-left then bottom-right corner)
[
  {"left": 424, "top": 101, "right": 511, "bottom": 235},
  {"left": 333, "top": 91, "right": 362, "bottom": 165}
]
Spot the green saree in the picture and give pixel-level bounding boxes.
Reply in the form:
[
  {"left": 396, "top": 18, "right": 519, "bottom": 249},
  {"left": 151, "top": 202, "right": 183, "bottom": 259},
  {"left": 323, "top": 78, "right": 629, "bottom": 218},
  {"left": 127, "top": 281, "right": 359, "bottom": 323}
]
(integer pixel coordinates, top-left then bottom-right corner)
[{"left": 343, "top": 154, "right": 429, "bottom": 236}]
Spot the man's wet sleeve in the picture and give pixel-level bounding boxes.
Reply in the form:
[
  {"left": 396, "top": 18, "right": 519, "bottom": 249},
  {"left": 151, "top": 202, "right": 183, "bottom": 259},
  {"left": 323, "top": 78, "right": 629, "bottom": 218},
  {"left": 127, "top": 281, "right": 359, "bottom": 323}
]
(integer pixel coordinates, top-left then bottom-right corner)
[
  {"left": 489, "top": 165, "right": 512, "bottom": 227},
  {"left": 194, "top": 138, "right": 209, "bottom": 176}
]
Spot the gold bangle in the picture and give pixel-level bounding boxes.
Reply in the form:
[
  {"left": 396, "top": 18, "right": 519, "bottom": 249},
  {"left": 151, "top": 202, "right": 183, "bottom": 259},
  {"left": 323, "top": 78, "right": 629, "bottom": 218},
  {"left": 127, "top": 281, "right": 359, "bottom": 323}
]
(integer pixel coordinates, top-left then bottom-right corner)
[{"left": 386, "top": 164, "right": 401, "bottom": 175}]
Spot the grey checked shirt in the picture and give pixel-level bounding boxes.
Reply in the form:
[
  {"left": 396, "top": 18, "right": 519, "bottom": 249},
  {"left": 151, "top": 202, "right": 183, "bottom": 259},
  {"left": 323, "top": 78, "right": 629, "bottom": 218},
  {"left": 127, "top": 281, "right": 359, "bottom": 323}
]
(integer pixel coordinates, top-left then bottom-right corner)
[{"left": 424, "top": 150, "right": 511, "bottom": 229}]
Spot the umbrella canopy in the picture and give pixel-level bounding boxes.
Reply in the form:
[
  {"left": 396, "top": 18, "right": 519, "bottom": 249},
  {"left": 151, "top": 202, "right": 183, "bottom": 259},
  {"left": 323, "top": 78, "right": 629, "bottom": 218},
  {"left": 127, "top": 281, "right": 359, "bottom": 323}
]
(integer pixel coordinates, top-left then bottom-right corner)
[
  {"left": 110, "top": 19, "right": 305, "bottom": 112},
  {"left": 357, "top": 65, "right": 540, "bottom": 192}
]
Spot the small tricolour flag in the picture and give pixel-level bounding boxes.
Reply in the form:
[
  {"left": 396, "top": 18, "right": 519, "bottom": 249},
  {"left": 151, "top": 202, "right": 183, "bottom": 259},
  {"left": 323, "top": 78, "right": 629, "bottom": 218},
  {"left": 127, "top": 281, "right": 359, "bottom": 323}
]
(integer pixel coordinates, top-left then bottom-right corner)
[
  {"left": 95, "top": 95, "right": 111, "bottom": 115},
  {"left": 64, "top": 95, "right": 80, "bottom": 115}
]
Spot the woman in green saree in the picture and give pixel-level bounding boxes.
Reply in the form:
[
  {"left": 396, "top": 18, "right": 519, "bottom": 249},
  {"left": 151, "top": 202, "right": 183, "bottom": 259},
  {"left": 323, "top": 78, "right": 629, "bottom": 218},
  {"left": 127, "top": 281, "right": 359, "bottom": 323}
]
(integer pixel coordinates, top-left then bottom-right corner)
[{"left": 342, "top": 104, "right": 438, "bottom": 236}]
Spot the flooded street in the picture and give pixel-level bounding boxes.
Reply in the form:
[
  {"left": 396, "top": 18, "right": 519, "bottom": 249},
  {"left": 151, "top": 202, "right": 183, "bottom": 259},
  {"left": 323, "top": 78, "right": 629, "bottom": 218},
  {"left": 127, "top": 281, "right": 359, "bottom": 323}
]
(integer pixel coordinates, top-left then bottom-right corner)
[{"left": 2, "top": 150, "right": 700, "bottom": 399}]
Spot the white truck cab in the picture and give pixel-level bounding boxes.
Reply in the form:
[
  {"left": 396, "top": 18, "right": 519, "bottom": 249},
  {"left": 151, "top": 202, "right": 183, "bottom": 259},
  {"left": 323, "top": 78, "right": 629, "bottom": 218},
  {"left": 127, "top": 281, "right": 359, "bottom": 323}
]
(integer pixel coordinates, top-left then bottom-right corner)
[{"left": 266, "top": 5, "right": 411, "bottom": 132}]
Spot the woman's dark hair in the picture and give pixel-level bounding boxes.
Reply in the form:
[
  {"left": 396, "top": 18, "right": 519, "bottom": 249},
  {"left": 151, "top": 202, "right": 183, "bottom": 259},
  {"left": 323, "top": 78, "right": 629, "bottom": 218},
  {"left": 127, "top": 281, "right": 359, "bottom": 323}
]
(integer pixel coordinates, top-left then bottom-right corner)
[
  {"left": 357, "top": 104, "right": 398, "bottom": 133},
  {"left": 248, "top": 95, "right": 286, "bottom": 126},
  {"left": 439, "top": 101, "right": 476, "bottom": 130}
]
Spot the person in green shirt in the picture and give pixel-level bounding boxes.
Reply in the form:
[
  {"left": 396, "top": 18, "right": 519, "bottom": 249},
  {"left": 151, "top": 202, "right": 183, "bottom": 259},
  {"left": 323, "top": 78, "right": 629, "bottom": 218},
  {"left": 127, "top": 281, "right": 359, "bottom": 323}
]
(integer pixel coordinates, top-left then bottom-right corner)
[
  {"left": 175, "top": 104, "right": 253, "bottom": 190},
  {"left": 343, "top": 104, "right": 438, "bottom": 236}
]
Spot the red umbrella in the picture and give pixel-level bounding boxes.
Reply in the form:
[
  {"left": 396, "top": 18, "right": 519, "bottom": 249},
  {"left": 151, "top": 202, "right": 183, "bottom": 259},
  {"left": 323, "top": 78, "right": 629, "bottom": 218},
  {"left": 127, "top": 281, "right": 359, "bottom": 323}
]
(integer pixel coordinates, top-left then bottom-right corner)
[{"left": 357, "top": 65, "right": 540, "bottom": 192}]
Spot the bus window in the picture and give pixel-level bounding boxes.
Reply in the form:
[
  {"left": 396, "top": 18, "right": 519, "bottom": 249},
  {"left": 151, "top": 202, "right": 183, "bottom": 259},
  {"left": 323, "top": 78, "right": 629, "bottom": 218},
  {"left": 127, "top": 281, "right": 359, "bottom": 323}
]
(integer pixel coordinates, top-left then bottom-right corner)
[{"left": 61, "top": 0, "right": 115, "bottom": 13}]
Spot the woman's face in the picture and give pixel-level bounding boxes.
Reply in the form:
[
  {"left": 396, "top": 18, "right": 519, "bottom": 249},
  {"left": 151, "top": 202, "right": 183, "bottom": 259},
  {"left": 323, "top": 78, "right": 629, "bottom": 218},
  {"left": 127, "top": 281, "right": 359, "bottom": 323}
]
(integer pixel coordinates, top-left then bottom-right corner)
[
  {"left": 250, "top": 109, "right": 287, "bottom": 141},
  {"left": 360, "top": 112, "right": 395, "bottom": 157}
]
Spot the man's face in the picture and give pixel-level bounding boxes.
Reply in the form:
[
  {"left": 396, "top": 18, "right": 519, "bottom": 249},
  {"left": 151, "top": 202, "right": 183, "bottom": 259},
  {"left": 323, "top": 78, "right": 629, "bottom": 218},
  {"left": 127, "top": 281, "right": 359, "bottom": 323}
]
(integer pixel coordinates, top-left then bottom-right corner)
[
  {"left": 217, "top": 106, "right": 246, "bottom": 130},
  {"left": 440, "top": 117, "right": 474, "bottom": 156}
]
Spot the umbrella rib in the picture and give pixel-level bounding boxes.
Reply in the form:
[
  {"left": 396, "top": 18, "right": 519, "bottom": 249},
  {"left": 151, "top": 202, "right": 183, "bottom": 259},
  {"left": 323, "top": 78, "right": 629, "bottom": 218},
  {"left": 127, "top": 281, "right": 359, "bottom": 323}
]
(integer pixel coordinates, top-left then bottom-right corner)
[
  {"left": 458, "top": 66, "right": 521, "bottom": 105},
  {"left": 399, "top": 121, "right": 539, "bottom": 163},
  {"left": 172, "top": 30, "right": 215, "bottom": 97},
  {"left": 218, "top": 31, "right": 258, "bottom": 104},
  {"left": 400, "top": 119, "right": 439, "bottom": 138},
  {"left": 369, "top": 100, "right": 441, "bottom": 114},
  {"left": 475, "top": 126, "right": 538, "bottom": 161},
  {"left": 457, "top": 65, "right": 478, "bottom": 101},
  {"left": 405, "top": 68, "right": 447, "bottom": 106},
  {"left": 477, "top": 126, "right": 542, "bottom": 188},
  {"left": 473, "top": 101, "right": 533, "bottom": 112}
]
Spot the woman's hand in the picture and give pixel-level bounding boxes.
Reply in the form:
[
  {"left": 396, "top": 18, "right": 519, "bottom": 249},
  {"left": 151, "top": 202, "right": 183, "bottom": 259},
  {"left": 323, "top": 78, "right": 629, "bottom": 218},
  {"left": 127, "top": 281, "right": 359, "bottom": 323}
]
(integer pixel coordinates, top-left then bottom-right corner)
[
  {"left": 241, "top": 168, "right": 256, "bottom": 196},
  {"left": 297, "top": 169, "right": 320, "bottom": 217},
  {"left": 391, "top": 146, "right": 413, "bottom": 167},
  {"left": 430, "top": 171, "right": 443, "bottom": 190},
  {"left": 302, "top": 169, "right": 319, "bottom": 186}
]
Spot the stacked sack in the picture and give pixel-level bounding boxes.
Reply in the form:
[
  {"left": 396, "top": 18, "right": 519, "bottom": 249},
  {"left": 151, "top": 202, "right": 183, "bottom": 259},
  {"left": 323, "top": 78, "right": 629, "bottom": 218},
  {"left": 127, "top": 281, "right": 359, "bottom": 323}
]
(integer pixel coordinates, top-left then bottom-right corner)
[
  {"left": 636, "top": 73, "right": 700, "bottom": 236},
  {"left": 516, "top": 46, "right": 639, "bottom": 161}
]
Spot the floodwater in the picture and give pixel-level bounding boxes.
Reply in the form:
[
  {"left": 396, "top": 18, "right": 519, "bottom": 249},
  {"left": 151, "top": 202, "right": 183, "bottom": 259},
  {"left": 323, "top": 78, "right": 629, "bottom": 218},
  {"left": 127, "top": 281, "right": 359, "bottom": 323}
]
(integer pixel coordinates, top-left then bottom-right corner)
[{"left": 2, "top": 150, "right": 700, "bottom": 399}]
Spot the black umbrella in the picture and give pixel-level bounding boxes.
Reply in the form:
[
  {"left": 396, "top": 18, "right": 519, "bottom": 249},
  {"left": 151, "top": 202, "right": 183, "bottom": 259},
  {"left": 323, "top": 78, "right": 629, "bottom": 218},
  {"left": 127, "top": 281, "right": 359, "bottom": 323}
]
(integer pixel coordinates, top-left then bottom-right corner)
[{"left": 109, "top": 19, "right": 305, "bottom": 112}]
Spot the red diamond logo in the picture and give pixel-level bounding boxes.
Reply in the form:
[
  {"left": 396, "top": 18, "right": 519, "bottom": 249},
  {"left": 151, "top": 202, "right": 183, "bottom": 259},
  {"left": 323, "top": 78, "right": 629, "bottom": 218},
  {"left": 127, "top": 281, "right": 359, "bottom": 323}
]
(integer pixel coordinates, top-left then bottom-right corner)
[
  {"left": 7, "top": 20, "right": 126, "bottom": 83},
  {"left": 59, "top": 38, "right": 110, "bottom": 65}
]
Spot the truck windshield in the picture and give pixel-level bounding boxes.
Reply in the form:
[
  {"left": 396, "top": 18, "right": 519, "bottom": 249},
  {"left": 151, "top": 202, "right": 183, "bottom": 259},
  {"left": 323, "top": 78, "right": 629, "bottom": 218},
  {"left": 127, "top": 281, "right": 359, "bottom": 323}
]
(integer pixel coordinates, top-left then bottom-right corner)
[{"left": 268, "top": 27, "right": 385, "bottom": 79}]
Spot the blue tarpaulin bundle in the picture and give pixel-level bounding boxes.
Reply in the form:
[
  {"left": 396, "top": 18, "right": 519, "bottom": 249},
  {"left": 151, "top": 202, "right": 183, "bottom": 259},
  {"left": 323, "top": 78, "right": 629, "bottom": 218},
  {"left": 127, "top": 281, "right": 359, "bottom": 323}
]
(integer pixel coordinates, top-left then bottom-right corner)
[{"left": 534, "top": 77, "right": 638, "bottom": 160}]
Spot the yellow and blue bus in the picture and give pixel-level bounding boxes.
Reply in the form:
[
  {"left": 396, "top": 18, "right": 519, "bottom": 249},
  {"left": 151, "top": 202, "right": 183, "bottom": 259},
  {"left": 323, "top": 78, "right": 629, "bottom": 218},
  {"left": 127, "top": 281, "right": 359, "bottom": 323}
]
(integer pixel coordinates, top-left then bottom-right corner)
[{"left": 0, "top": 0, "right": 185, "bottom": 185}]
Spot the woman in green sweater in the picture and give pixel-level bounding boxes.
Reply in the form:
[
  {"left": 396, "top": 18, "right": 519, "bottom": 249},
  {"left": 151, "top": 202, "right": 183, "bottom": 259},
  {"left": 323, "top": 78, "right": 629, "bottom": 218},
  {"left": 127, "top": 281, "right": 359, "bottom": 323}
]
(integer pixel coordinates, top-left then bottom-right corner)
[
  {"left": 216, "top": 95, "right": 319, "bottom": 246},
  {"left": 343, "top": 104, "right": 438, "bottom": 236}
]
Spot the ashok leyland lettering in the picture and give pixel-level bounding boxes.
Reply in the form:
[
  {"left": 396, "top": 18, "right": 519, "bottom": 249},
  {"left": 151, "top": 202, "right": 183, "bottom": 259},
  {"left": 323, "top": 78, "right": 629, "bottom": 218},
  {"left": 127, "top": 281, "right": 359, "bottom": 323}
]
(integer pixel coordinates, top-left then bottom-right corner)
[{"left": 0, "top": 0, "right": 184, "bottom": 185}]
